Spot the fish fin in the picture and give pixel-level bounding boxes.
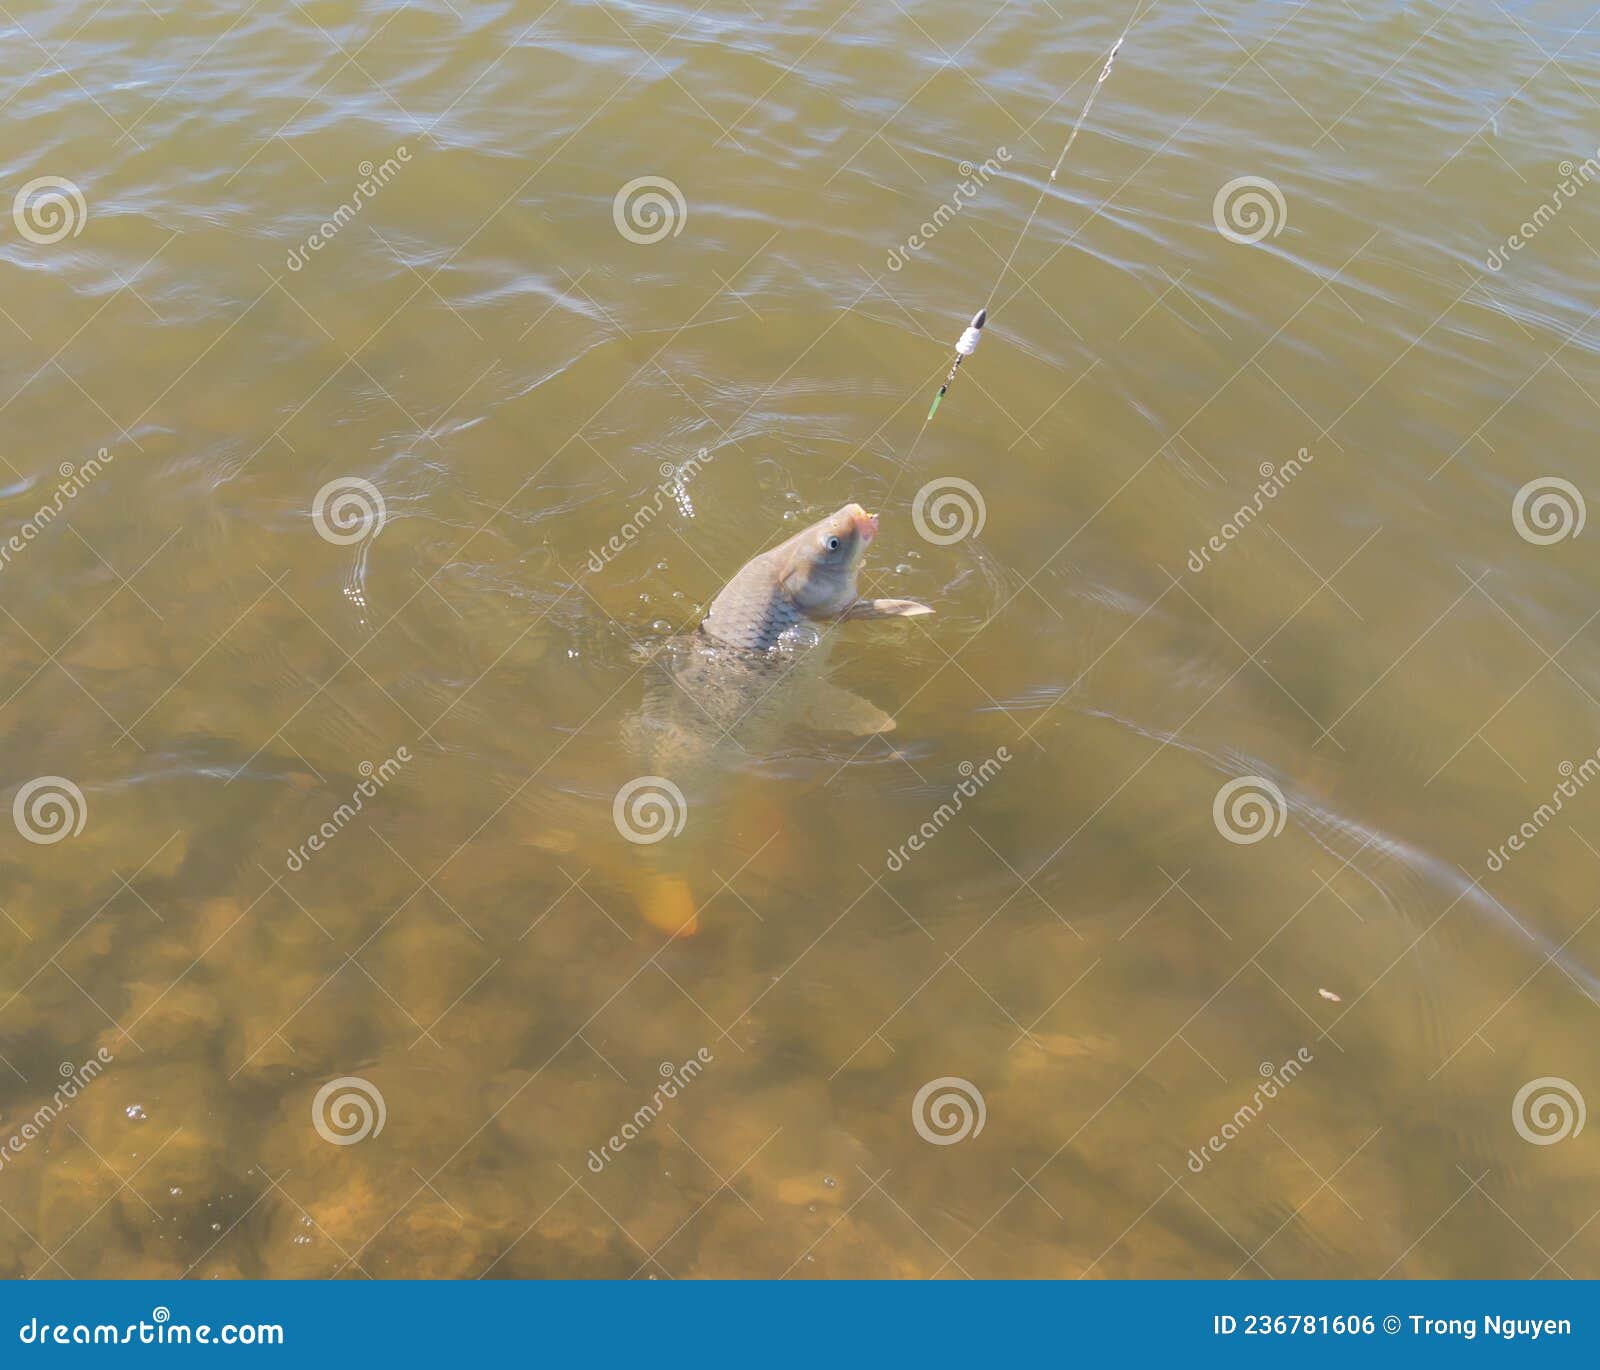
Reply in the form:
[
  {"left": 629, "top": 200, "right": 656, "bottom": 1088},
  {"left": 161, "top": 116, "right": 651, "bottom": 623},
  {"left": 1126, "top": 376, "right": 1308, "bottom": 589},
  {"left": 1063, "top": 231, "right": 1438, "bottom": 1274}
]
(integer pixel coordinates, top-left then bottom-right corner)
[
  {"left": 628, "top": 639, "right": 667, "bottom": 664},
  {"left": 635, "top": 872, "right": 699, "bottom": 938},
  {"left": 801, "top": 682, "right": 897, "bottom": 736},
  {"left": 845, "top": 598, "right": 934, "bottom": 621}
]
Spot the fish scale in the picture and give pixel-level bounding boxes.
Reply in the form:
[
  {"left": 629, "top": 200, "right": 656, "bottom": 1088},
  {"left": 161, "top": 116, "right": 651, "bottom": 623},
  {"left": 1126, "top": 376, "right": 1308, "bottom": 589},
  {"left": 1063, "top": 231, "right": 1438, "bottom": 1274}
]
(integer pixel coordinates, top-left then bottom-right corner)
[{"left": 702, "top": 545, "right": 804, "bottom": 651}]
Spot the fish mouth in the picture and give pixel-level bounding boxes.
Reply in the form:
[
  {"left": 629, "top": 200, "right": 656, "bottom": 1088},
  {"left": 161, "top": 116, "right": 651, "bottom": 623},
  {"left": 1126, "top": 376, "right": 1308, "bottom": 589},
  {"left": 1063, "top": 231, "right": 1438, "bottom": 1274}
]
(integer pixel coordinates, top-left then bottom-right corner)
[{"left": 852, "top": 508, "right": 879, "bottom": 544}]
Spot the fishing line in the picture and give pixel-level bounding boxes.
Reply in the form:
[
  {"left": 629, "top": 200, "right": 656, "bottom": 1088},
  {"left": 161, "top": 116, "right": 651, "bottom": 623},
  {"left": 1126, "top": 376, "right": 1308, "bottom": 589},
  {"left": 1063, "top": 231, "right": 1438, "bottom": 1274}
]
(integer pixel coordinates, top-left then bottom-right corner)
[{"left": 884, "top": 5, "right": 1141, "bottom": 500}]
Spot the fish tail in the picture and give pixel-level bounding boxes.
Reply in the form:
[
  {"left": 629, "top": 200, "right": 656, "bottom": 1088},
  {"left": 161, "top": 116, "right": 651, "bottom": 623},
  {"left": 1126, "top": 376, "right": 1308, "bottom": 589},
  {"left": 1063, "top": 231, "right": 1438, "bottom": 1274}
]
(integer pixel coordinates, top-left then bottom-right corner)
[{"left": 634, "top": 871, "right": 700, "bottom": 938}]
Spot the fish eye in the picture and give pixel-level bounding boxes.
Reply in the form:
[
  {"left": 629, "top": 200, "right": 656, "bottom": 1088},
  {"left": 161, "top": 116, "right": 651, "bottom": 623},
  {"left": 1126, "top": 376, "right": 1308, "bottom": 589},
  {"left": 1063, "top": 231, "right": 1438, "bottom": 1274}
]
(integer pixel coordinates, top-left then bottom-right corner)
[{"left": 825, "top": 535, "right": 840, "bottom": 551}]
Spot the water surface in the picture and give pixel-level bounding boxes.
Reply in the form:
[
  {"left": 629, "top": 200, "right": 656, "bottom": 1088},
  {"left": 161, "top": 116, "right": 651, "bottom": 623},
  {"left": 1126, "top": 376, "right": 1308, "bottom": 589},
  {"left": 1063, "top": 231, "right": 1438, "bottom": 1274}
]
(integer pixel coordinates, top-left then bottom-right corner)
[{"left": 1, "top": 0, "right": 1599, "bottom": 1278}]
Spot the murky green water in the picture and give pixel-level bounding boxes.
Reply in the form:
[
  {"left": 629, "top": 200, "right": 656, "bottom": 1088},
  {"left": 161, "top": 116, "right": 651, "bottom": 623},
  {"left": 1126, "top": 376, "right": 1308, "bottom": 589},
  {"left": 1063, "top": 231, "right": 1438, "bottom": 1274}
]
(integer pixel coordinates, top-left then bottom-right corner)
[{"left": 1, "top": 0, "right": 1599, "bottom": 1278}]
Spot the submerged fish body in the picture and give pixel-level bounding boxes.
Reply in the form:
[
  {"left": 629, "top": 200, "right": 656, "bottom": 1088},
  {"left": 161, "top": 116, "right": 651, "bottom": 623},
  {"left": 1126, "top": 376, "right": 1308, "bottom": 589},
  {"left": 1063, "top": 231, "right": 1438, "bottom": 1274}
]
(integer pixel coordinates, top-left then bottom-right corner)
[
  {"left": 628, "top": 626, "right": 907, "bottom": 777},
  {"left": 620, "top": 503, "right": 931, "bottom": 933},
  {"left": 626, "top": 629, "right": 837, "bottom": 783}
]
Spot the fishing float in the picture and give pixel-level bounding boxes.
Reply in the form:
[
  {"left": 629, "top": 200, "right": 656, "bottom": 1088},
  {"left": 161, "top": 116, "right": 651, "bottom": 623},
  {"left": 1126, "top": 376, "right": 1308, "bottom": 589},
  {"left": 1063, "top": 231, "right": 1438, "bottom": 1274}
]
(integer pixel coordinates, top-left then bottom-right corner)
[{"left": 891, "top": 16, "right": 1136, "bottom": 489}]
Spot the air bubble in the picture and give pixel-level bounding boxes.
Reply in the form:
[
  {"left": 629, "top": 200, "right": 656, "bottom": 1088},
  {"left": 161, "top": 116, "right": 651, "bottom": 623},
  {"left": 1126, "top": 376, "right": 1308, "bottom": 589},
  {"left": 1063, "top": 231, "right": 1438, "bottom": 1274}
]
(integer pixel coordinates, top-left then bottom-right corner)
[{"left": 776, "top": 623, "right": 820, "bottom": 653}]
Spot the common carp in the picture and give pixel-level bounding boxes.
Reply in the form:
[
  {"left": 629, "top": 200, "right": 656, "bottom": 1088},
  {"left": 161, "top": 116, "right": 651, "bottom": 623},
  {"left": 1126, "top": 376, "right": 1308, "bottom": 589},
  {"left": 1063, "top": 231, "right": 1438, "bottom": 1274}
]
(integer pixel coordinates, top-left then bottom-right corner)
[
  {"left": 622, "top": 502, "right": 930, "bottom": 935},
  {"left": 701, "top": 503, "right": 931, "bottom": 650}
]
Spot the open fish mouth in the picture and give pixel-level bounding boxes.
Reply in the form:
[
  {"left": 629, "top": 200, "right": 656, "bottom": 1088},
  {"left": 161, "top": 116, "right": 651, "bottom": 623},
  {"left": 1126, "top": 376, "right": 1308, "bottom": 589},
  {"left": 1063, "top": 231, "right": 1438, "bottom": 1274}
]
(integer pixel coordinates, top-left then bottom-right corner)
[{"left": 853, "top": 508, "right": 879, "bottom": 544}]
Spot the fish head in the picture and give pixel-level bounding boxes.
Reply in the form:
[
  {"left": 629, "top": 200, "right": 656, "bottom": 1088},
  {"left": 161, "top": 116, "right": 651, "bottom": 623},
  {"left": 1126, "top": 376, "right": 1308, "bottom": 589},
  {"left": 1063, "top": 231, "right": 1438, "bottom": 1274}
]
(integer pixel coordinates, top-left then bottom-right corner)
[{"left": 777, "top": 502, "right": 878, "bottom": 618}]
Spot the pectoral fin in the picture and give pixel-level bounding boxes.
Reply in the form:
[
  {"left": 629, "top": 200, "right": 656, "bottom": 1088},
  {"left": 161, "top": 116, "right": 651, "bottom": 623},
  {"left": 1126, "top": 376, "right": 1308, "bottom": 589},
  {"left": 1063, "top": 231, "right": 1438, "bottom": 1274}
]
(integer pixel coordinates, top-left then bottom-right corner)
[
  {"left": 801, "top": 682, "right": 897, "bottom": 736},
  {"left": 846, "top": 598, "right": 934, "bottom": 621}
]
